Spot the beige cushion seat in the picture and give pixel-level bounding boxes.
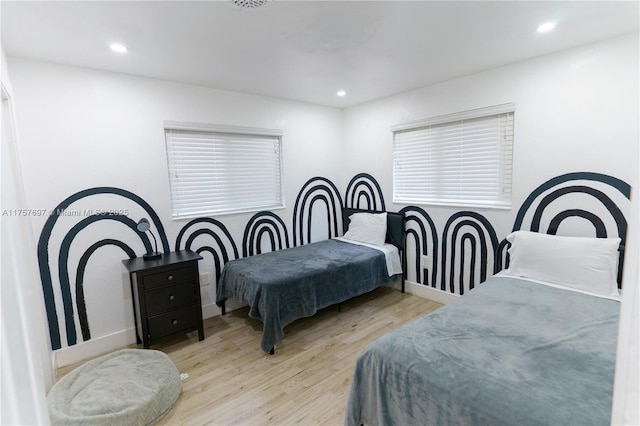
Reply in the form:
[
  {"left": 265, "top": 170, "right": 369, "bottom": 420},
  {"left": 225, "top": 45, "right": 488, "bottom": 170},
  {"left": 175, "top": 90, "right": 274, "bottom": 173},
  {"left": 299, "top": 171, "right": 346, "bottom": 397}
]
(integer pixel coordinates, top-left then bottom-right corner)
[{"left": 47, "top": 349, "right": 181, "bottom": 426}]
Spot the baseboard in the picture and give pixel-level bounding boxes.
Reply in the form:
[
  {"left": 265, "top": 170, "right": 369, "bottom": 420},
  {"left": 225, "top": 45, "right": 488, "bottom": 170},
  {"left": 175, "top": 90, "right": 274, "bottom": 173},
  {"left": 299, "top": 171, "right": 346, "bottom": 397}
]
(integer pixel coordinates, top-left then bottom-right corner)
[
  {"left": 53, "top": 327, "right": 137, "bottom": 369},
  {"left": 202, "top": 298, "right": 249, "bottom": 319},
  {"left": 405, "top": 280, "right": 458, "bottom": 305},
  {"left": 54, "top": 305, "right": 234, "bottom": 369},
  {"left": 202, "top": 302, "right": 220, "bottom": 319}
]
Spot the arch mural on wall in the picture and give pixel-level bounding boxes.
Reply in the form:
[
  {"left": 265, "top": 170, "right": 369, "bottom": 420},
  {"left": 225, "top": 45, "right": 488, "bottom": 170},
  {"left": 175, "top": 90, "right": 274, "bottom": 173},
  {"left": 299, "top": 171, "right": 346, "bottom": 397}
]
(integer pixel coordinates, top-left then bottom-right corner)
[
  {"left": 494, "top": 239, "right": 510, "bottom": 273},
  {"left": 75, "top": 239, "right": 136, "bottom": 342},
  {"left": 175, "top": 217, "right": 239, "bottom": 289},
  {"left": 506, "top": 172, "right": 631, "bottom": 287},
  {"left": 441, "top": 211, "right": 498, "bottom": 295},
  {"left": 242, "top": 211, "right": 290, "bottom": 257},
  {"left": 344, "top": 173, "right": 385, "bottom": 211},
  {"left": 37, "top": 187, "right": 168, "bottom": 350},
  {"left": 292, "top": 176, "right": 343, "bottom": 246},
  {"left": 399, "top": 206, "right": 438, "bottom": 288},
  {"left": 37, "top": 172, "right": 632, "bottom": 351}
]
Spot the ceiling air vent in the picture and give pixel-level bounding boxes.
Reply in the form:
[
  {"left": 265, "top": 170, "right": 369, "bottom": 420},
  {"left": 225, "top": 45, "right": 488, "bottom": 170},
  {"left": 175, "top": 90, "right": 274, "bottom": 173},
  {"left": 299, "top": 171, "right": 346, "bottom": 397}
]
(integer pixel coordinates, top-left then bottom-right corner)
[{"left": 229, "top": 0, "right": 270, "bottom": 10}]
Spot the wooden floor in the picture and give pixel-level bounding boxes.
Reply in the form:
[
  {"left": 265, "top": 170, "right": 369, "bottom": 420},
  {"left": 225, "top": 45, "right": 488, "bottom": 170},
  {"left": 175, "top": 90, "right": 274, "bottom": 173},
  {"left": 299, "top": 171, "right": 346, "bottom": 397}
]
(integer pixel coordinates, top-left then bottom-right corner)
[{"left": 59, "top": 287, "right": 441, "bottom": 425}]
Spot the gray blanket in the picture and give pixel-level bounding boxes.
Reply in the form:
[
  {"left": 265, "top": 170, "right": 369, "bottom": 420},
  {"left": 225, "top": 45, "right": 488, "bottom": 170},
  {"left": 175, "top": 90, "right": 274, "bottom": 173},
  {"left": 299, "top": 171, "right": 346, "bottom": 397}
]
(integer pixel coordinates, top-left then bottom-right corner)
[
  {"left": 345, "top": 276, "right": 620, "bottom": 426},
  {"left": 217, "top": 239, "right": 396, "bottom": 353}
]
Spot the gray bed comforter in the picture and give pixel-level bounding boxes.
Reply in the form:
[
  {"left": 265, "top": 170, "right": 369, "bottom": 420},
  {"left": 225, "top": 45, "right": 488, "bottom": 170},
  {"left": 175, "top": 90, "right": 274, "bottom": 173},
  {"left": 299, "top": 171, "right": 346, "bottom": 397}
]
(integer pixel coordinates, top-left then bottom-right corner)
[
  {"left": 217, "top": 239, "right": 397, "bottom": 353},
  {"left": 345, "top": 276, "right": 620, "bottom": 426}
]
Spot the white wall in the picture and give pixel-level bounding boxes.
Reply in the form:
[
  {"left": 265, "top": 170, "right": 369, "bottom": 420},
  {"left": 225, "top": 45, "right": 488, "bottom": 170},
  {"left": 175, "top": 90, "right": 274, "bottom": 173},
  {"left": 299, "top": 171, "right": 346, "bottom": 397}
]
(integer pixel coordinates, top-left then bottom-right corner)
[
  {"left": 8, "top": 58, "right": 344, "bottom": 365},
  {"left": 1, "top": 45, "right": 51, "bottom": 423},
  {"left": 342, "top": 34, "right": 639, "bottom": 297},
  {"left": 612, "top": 191, "right": 640, "bottom": 426},
  {"left": 611, "top": 105, "right": 640, "bottom": 425}
]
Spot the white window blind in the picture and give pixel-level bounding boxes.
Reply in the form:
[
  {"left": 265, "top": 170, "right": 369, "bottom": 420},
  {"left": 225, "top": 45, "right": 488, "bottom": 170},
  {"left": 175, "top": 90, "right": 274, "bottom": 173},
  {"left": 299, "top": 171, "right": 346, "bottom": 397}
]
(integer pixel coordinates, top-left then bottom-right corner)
[
  {"left": 392, "top": 104, "right": 514, "bottom": 208},
  {"left": 165, "top": 123, "right": 284, "bottom": 218}
]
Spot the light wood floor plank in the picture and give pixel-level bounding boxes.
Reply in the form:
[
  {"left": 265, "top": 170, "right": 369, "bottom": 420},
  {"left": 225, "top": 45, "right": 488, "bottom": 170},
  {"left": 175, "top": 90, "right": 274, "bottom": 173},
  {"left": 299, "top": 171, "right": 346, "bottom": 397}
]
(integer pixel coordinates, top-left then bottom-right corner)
[{"left": 58, "top": 286, "right": 441, "bottom": 425}]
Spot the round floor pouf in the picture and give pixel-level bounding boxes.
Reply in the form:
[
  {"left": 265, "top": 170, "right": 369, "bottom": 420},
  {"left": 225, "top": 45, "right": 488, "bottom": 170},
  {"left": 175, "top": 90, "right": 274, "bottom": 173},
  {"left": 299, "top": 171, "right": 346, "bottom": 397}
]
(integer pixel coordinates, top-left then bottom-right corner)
[{"left": 47, "top": 349, "right": 181, "bottom": 426}]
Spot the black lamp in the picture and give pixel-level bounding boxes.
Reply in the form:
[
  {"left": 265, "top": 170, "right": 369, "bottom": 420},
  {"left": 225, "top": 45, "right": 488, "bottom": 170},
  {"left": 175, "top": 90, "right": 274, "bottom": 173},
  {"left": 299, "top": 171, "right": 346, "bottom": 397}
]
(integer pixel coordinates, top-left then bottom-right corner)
[{"left": 136, "top": 218, "right": 161, "bottom": 260}]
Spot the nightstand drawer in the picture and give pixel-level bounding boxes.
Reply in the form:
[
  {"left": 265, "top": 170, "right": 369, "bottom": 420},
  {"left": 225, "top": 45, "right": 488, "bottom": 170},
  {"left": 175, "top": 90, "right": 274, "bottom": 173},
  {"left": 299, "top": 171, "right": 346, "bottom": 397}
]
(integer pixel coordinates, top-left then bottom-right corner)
[
  {"left": 143, "top": 267, "right": 193, "bottom": 289},
  {"left": 147, "top": 304, "right": 199, "bottom": 341},
  {"left": 145, "top": 284, "right": 196, "bottom": 316}
]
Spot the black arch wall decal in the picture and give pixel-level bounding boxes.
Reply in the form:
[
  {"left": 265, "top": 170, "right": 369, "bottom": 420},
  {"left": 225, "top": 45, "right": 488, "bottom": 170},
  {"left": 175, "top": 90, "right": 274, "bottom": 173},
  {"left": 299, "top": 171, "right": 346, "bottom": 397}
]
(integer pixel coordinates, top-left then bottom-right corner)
[
  {"left": 345, "top": 173, "right": 386, "bottom": 211},
  {"left": 175, "top": 217, "right": 239, "bottom": 287},
  {"left": 441, "top": 212, "right": 498, "bottom": 295},
  {"left": 495, "top": 239, "right": 510, "bottom": 273},
  {"left": 243, "top": 211, "right": 290, "bottom": 257},
  {"left": 399, "top": 206, "right": 438, "bottom": 288},
  {"left": 292, "top": 177, "right": 343, "bottom": 246},
  {"left": 459, "top": 234, "right": 477, "bottom": 293},
  {"left": 529, "top": 186, "right": 625, "bottom": 237},
  {"left": 547, "top": 209, "right": 606, "bottom": 237},
  {"left": 76, "top": 239, "right": 137, "bottom": 342},
  {"left": 59, "top": 214, "right": 151, "bottom": 347},
  {"left": 511, "top": 172, "right": 630, "bottom": 288},
  {"left": 513, "top": 172, "right": 630, "bottom": 230},
  {"left": 38, "top": 187, "right": 167, "bottom": 350}
]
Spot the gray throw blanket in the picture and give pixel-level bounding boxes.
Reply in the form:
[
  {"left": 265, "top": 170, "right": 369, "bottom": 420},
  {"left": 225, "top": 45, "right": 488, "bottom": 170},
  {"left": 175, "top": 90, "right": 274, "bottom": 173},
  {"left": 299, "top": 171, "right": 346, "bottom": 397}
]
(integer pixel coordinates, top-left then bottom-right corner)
[
  {"left": 345, "top": 276, "right": 620, "bottom": 426},
  {"left": 217, "top": 239, "right": 397, "bottom": 352}
]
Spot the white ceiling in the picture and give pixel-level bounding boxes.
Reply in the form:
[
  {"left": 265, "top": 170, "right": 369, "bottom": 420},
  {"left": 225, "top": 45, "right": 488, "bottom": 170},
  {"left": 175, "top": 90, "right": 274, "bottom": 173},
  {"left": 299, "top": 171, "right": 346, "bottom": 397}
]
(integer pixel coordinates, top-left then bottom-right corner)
[{"left": 2, "top": 1, "right": 638, "bottom": 108}]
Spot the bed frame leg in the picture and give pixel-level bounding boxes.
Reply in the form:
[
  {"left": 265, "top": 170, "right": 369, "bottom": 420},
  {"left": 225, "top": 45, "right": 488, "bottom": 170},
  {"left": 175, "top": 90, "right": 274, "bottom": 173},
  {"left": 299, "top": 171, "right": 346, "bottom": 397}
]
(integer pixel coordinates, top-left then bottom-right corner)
[
  {"left": 221, "top": 300, "right": 226, "bottom": 315},
  {"left": 402, "top": 248, "right": 406, "bottom": 293},
  {"left": 338, "top": 303, "right": 342, "bottom": 313},
  {"left": 269, "top": 347, "right": 275, "bottom": 355}
]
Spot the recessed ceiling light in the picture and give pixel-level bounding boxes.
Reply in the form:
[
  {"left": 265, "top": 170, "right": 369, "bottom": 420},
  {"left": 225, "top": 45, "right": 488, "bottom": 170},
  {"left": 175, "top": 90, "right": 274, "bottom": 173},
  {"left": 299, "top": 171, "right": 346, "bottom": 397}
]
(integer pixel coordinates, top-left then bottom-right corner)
[
  {"left": 109, "top": 43, "right": 128, "bottom": 53},
  {"left": 337, "top": 90, "right": 346, "bottom": 97},
  {"left": 536, "top": 22, "right": 556, "bottom": 33}
]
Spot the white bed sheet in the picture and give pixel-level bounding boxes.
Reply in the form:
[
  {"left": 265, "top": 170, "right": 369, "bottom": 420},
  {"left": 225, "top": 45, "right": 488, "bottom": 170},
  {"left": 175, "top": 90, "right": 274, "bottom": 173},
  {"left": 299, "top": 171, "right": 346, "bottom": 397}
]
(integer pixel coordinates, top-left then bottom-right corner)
[
  {"left": 495, "top": 271, "right": 621, "bottom": 301},
  {"left": 334, "top": 237, "right": 402, "bottom": 276}
]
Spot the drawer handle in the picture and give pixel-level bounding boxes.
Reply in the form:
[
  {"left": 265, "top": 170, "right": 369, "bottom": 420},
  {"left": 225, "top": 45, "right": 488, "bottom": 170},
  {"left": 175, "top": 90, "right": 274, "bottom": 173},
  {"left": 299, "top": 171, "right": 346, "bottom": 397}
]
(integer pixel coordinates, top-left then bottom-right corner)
[
  {"left": 169, "top": 294, "right": 175, "bottom": 301},
  {"left": 167, "top": 275, "right": 174, "bottom": 281},
  {"left": 172, "top": 319, "right": 178, "bottom": 326}
]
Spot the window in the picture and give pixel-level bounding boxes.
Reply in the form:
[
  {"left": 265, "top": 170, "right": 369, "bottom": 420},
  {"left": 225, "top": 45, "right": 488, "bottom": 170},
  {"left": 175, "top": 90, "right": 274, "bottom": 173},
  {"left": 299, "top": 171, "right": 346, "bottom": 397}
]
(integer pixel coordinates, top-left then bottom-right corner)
[
  {"left": 164, "top": 122, "right": 284, "bottom": 218},
  {"left": 392, "top": 104, "right": 514, "bottom": 208}
]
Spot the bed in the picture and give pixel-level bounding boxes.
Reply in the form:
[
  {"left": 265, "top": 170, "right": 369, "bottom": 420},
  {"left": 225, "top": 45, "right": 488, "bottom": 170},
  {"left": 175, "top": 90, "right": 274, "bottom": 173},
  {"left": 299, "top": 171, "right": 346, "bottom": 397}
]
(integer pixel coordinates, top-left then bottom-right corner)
[
  {"left": 345, "top": 173, "right": 629, "bottom": 426},
  {"left": 216, "top": 208, "right": 405, "bottom": 354},
  {"left": 345, "top": 274, "right": 620, "bottom": 426}
]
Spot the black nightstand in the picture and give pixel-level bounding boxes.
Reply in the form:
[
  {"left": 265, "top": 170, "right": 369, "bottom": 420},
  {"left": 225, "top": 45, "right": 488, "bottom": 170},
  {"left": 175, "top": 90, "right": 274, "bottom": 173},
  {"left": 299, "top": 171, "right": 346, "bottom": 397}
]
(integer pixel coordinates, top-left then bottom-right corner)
[{"left": 123, "top": 250, "right": 205, "bottom": 348}]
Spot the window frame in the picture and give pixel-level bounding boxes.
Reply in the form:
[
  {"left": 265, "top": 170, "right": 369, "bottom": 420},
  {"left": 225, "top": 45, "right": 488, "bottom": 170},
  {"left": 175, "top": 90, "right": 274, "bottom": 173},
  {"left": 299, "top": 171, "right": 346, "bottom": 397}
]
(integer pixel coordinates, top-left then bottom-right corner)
[
  {"left": 391, "top": 103, "right": 515, "bottom": 209},
  {"left": 164, "top": 121, "right": 285, "bottom": 219}
]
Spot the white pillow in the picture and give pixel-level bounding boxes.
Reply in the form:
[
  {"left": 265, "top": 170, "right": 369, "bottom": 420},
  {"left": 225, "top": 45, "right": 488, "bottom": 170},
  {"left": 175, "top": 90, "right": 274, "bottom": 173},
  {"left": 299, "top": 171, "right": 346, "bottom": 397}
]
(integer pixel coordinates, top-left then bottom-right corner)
[
  {"left": 505, "top": 230, "right": 620, "bottom": 298},
  {"left": 342, "top": 212, "right": 387, "bottom": 246}
]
